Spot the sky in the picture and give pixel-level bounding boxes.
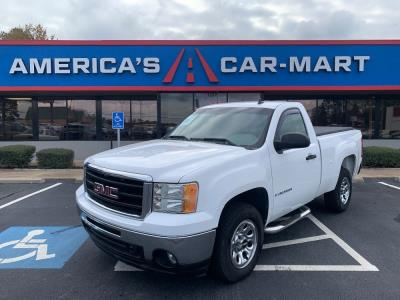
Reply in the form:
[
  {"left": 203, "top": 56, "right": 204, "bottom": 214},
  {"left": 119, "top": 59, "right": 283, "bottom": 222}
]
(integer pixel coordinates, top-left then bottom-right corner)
[{"left": 0, "top": 0, "right": 399, "bottom": 39}]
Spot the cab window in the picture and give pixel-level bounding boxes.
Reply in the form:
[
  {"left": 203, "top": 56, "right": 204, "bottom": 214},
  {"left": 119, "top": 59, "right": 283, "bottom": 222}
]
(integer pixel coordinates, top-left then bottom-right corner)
[{"left": 275, "top": 109, "right": 308, "bottom": 142}]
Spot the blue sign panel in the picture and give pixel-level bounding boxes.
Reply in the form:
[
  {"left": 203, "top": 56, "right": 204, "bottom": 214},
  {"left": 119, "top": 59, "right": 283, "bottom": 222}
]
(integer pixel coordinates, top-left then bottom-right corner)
[
  {"left": 0, "top": 41, "right": 400, "bottom": 91},
  {"left": 112, "top": 112, "right": 124, "bottom": 129},
  {"left": 0, "top": 226, "right": 87, "bottom": 269}
]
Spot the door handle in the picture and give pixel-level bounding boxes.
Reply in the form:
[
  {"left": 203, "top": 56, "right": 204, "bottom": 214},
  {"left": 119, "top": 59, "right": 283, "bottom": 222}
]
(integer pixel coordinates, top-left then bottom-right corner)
[{"left": 306, "top": 154, "right": 317, "bottom": 160}]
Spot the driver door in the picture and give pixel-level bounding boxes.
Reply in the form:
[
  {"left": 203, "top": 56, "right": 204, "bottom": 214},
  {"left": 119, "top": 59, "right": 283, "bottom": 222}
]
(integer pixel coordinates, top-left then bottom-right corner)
[{"left": 268, "top": 108, "right": 320, "bottom": 218}]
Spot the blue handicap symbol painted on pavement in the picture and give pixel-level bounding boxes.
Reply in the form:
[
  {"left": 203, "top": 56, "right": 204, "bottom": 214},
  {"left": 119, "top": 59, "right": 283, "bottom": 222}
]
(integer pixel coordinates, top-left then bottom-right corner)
[
  {"left": 0, "top": 226, "right": 88, "bottom": 269},
  {"left": 112, "top": 111, "right": 124, "bottom": 129}
]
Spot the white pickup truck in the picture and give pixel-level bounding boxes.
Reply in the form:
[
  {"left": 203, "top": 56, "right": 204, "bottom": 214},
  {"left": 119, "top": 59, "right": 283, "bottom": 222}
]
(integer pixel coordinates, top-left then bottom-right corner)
[{"left": 76, "top": 101, "right": 362, "bottom": 282}]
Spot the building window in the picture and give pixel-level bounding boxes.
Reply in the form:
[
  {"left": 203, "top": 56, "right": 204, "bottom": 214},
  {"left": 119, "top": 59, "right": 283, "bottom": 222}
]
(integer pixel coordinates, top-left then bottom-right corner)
[
  {"left": 131, "top": 100, "right": 157, "bottom": 140},
  {"left": 315, "top": 99, "right": 346, "bottom": 127},
  {"left": 66, "top": 99, "right": 96, "bottom": 140},
  {"left": 0, "top": 98, "right": 33, "bottom": 140},
  {"left": 228, "top": 93, "right": 261, "bottom": 102},
  {"left": 38, "top": 98, "right": 97, "bottom": 141},
  {"left": 381, "top": 99, "right": 400, "bottom": 139},
  {"left": 263, "top": 98, "right": 318, "bottom": 123},
  {"left": 288, "top": 99, "right": 318, "bottom": 123},
  {"left": 195, "top": 92, "right": 227, "bottom": 108},
  {"left": 102, "top": 100, "right": 130, "bottom": 140},
  {"left": 160, "top": 93, "right": 193, "bottom": 136},
  {"left": 2, "top": 94, "right": 399, "bottom": 142},
  {"left": 315, "top": 98, "right": 375, "bottom": 139},
  {"left": 269, "top": 98, "right": 375, "bottom": 138},
  {"left": 345, "top": 99, "right": 375, "bottom": 139},
  {"left": 38, "top": 99, "right": 67, "bottom": 140},
  {"left": 102, "top": 99, "right": 157, "bottom": 141}
]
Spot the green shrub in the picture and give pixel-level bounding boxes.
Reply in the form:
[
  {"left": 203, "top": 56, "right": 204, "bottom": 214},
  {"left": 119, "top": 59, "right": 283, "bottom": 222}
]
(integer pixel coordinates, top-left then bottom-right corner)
[
  {"left": 363, "top": 147, "right": 400, "bottom": 168},
  {"left": 36, "top": 148, "right": 74, "bottom": 169},
  {"left": 0, "top": 145, "right": 36, "bottom": 168}
]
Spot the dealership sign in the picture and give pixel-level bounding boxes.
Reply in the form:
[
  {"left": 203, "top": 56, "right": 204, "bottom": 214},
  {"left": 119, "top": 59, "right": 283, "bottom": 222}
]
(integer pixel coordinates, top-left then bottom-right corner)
[{"left": 0, "top": 40, "right": 400, "bottom": 91}]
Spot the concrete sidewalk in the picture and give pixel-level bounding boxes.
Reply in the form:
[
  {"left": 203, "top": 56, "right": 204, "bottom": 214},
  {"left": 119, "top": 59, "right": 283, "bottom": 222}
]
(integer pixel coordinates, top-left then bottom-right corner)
[
  {"left": 0, "top": 169, "right": 83, "bottom": 183},
  {"left": 0, "top": 168, "right": 399, "bottom": 183},
  {"left": 353, "top": 168, "right": 400, "bottom": 183}
]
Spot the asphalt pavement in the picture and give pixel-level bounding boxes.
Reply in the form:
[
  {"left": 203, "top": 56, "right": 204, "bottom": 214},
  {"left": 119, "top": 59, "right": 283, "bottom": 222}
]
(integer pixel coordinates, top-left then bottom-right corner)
[{"left": 0, "top": 178, "right": 399, "bottom": 299}]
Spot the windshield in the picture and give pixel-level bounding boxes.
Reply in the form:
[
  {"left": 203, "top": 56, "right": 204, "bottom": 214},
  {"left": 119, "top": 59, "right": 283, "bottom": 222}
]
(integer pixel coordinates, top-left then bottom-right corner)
[{"left": 166, "top": 107, "right": 274, "bottom": 149}]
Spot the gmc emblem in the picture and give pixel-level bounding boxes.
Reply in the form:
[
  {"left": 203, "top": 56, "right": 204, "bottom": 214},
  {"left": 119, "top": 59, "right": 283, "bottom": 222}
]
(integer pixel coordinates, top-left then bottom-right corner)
[{"left": 93, "top": 182, "right": 119, "bottom": 199}]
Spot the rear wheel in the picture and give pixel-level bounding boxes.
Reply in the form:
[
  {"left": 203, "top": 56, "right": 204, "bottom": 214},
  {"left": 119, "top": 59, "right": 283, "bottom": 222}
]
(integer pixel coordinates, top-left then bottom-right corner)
[
  {"left": 324, "top": 167, "right": 352, "bottom": 212},
  {"left": 210, "top": 202, "right": 263, "bottom": 283}
]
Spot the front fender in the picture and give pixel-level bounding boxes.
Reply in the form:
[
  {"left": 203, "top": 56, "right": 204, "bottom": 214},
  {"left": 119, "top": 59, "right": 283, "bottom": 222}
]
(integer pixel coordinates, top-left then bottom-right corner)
[{"left": 179, "top": 149, "right": 273, "bottom": 229}]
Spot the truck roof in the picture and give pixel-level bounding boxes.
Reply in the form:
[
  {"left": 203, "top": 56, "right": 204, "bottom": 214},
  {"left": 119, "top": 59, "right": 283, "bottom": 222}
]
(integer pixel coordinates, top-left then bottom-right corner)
[{"left": 202, "top": 101, "right": 290, "bottom": 110}]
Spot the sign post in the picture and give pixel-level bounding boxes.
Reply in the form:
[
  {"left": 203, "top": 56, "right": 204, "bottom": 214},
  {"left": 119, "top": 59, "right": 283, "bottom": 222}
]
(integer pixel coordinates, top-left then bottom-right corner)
[{"left": 112, "top": 112, "right": 124, "bottom": 147}]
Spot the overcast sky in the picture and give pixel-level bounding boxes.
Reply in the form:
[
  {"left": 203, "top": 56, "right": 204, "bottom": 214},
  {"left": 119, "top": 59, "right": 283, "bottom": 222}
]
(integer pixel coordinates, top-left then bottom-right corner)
[{"left": 0, "top": 0, "right": 399, "bottom": 39}]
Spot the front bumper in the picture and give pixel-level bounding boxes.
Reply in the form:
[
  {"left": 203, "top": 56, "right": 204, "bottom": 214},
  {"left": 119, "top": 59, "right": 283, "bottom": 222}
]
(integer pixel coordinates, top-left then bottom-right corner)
[
  {"left": 77, "top": 182, "right": 216, "bottom": 273},
  {"left": 78, "top": 205, "right": 216, "bottom": 274}
]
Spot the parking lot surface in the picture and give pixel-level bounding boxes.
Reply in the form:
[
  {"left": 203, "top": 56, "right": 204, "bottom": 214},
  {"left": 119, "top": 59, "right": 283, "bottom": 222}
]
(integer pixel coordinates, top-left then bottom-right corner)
[{"left": 0, "top": 178, "right": 399, "bottom": 299}]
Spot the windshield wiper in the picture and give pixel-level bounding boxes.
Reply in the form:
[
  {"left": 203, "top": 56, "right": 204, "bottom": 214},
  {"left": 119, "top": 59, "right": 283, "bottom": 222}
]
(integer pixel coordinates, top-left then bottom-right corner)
[
  {"left": 165, "top": 135, "right": 190, "bottom": 141},
  {"left": 192, "top": 137, "right": 238, "bottom": 146}
]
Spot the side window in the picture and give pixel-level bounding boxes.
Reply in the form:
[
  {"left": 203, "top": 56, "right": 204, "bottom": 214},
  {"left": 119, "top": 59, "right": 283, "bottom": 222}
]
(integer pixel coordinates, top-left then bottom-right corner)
[{"left": 275, "top": 109, "right": 308, "bottom": 142}]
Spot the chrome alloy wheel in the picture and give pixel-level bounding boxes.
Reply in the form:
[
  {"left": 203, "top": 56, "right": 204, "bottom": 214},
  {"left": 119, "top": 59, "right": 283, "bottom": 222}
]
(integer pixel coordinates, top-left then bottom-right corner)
[
  {"left": 340, "top": 177, "right": 351, "bottom": 205},
  {"left": 230, "top": 219, "right": 258, "bottom": 269}
]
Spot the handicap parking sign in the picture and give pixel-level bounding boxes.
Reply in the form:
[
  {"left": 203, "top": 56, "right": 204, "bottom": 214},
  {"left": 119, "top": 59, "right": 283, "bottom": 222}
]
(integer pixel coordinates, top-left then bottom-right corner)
[
  {"left": 112, "top": 112, "right": 124, "bottom": 129},
  {"left": 0, "top": 226, "right": 87, "bottom": 269}
]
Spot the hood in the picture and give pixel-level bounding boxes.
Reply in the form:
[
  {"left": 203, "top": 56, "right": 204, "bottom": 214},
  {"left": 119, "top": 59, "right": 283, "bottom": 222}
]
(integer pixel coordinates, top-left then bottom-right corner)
[{"left": 86, "top": 139, "right": 245, "bottom": 182}]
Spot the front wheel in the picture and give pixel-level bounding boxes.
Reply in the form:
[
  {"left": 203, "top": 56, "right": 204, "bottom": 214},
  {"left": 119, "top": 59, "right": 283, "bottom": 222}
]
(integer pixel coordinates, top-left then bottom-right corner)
[
  {"left": 324, "top": 167, "right": 352, "bottom": 213},
  {"left": 210, "top": 202, "right": 263, "bottom": 283}
]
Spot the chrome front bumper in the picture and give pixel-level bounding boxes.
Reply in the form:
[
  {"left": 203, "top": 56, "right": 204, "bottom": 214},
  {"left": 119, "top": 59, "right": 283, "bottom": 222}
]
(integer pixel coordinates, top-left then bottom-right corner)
[{"left": 79, "top": 209, "right": 216, "bottom": 273}]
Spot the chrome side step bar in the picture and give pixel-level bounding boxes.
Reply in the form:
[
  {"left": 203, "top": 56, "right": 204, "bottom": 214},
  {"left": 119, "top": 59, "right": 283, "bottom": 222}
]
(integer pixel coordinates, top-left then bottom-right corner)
[{"left": 264, "top": 206, "right": 311, "bottom": 234}]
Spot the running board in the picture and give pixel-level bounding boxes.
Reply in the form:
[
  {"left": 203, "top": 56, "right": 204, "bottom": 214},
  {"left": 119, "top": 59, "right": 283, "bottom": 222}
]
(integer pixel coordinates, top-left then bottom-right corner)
[{"left": 264, "top": 206, "right": 311, "bottom": 234}]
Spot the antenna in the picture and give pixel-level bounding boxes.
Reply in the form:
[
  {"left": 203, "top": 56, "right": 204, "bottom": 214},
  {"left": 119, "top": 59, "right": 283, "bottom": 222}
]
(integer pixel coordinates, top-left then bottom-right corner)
[{"left": 258, "top": 98, "right": 264, "bottom": 104}]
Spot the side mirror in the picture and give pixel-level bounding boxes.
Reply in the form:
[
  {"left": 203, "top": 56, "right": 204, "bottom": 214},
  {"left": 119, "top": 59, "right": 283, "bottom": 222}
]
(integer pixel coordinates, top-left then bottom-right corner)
[{"left": 274, "top": 133, "right": 310, "bottom": 152}]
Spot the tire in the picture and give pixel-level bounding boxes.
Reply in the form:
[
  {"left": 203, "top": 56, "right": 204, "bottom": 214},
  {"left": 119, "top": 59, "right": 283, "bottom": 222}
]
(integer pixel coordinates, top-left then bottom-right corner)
[
  {"left": 210, "top": 202, "right": 263, "bottom": 283},
  {"left": 324, "top": 167, "right": 352, "bottom": 213}
]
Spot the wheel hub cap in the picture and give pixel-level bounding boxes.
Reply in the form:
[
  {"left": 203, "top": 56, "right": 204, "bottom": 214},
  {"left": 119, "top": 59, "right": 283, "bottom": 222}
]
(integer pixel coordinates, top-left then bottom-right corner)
[
  {"left": 230, "top": 219, "right": 258, "bottom": 269},
  {"left": 340, "top": 177, "right": 350, "bottom": 205}
]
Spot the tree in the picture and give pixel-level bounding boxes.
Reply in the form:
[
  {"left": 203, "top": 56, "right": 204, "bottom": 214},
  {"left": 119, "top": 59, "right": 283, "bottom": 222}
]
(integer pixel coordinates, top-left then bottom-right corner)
[{"left": 0, "top": 24, "right": 55, "bottom": 40}]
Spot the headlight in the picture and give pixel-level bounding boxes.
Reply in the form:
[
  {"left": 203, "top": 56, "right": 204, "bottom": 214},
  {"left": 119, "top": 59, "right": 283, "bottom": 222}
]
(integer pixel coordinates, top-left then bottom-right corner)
[{"left": 153, "top": 182, "right": 198, "bottom": 213}]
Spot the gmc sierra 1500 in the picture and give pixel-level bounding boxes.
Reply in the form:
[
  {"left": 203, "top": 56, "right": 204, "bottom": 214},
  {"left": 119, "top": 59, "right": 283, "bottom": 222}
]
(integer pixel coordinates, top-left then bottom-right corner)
[{"left": 76, "top": 101, "right": 362, "bottom": 282}]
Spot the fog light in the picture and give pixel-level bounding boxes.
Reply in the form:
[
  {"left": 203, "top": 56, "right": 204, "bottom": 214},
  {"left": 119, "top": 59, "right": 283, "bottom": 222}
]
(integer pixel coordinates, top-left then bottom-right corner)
[
  {"left": 167, "top": 252, "right": 177, "bottom": 265},
  {"left": 154, "top": 250, "right": 178, "bottom": 268}
]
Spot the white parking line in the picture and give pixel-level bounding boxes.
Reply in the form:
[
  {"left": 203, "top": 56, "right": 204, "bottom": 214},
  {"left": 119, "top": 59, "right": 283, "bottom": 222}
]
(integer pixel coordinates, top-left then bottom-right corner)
[
  {"left": 0, "top": 183, "right": 62, "bottom": 211},
  {"left": 114, "top": 214, "right": 379, "bottom": 272},
  {"left": 114, "top": 261, "right": 142, "bottom": 272},
  {"left": 378, "top": 181, "right": 400, "bottom": 191},
  {"left": 262, "top": 235, "right": 329, "bottom": 250},
  {"left": 254, "top": 265, "right": 376, "bottom": 271},
  {"left": 256, "top": 214, "right": 378, "bottom": 272},
  {"left": 308, "top": 215, "right": 377, "bottom": 270}
]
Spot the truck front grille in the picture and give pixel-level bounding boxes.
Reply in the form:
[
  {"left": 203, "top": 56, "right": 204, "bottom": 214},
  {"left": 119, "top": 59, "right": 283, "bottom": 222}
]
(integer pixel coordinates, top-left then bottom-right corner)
[{"left": 85, "top": 165, "right": 145, "bottom": 216}]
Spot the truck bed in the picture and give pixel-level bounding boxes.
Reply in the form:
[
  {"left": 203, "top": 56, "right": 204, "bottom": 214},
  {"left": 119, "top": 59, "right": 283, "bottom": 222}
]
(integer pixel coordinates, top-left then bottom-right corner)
[
  {"left": 315, "top": 126, "right": 361, "bottom": 196},
  {"left": 314, "top": 126, "right": 354, "bottom": 136}
]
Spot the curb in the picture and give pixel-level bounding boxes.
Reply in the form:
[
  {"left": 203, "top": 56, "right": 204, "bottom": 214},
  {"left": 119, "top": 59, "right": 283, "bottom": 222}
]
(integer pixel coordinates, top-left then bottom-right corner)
[
  {"left": 0, "top": 178, "right": 46, "bottom": 184},
  {"left": 353, "top": 176, "right": 364, "bottom": 183},
  {"left": 361, "top": 176, "right": 400, "bottom": 182},
  {"left": 0, "top": 178, "right": 83, "bottom": 184}
]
